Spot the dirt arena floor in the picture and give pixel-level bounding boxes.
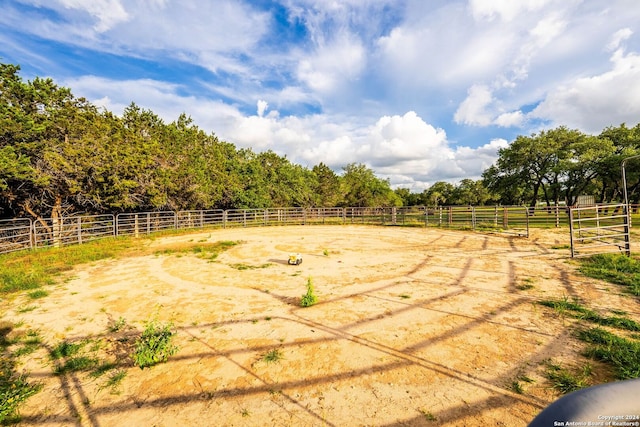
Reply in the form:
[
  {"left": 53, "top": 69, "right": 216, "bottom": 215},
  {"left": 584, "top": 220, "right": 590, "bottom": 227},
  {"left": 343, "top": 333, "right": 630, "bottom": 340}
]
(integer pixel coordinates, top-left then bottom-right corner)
[{"left": 4, "top": 225, "right": 636, "bottom": 426}]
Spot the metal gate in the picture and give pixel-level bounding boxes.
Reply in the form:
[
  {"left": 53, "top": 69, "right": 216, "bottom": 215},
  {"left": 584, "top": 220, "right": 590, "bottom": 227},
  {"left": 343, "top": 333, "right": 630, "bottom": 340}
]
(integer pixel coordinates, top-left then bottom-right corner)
[{"left": 569, "top": 203, "right": 630, "bottom": 257}]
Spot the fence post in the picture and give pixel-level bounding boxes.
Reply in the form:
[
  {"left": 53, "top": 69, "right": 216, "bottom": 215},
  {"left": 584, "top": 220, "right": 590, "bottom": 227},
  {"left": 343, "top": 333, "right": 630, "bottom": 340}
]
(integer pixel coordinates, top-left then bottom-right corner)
[
  {"left": 471, "top": 207, "right": 476, "bottom": 230},
  {"left": 569, "top": 208, "right": 575, "bottom": 257},
  {"left": 77, "top": 217, "right": 82, "bottom": 245}
]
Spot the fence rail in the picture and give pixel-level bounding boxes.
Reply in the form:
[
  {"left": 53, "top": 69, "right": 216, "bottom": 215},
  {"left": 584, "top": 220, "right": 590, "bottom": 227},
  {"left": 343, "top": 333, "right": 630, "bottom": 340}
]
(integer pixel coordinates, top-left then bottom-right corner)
[
  {"left": 1, "top": 204, "right": 638, "bottom": 256},
  {"left": 0, "top": 218, "right": 33, "bottom": 254},
  {"left": 569, "top": 204, "right": 630, "bottom": 257}
]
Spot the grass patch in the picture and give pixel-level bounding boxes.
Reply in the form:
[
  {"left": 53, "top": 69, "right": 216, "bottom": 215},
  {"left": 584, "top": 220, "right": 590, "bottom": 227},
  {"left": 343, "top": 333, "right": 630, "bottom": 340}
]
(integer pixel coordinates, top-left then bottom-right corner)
[
  {"left": 229, "top": 263, "right": 271, "bottom": 270},
  {"left": 0, "top": 237, "right": 139, "bottom": 294},
  {"left": 27, "top": 289, "right": 49, "bottom": 299},
  {"left": 578, "top": 253, "right": 640, "bottom": 296},
  {"left": 13, "top": 330, "right": 42, "bottom": 357},
  {"left": 399, "top": 293, "right": 411, "bottom": 299},
  {"left": 89, "top": 361, "right": 118, "bottom": 379},
  {"left": 577, "top": 327, "right": 640, "bottom": 380},
  {"left": 101, "top": 370, "right": 126, "bottom": 394},
  {"left": 132, "top": 320, "right": 179, "bottom": 369},
  {"left": 16, "top": 305, "right": 37, "bottom": 313},
  {"left": 508, "top": 374, "right": 534, "bottom": 394},
  {"left": 538, "top": 298, "right": 640, "bottom": 332},
  {"left": 54, "top": 356, "right": 99, "bottom": 375},
  {"left": 50, "top": 340, "right": 84, "bottom": 359},
  {"left": 300, "top": 277, "right": 318, "bottom": 307},
  {"left": 545, "top": 361, "right": 592, "bottom": 394},
  {"left": 155, "top": 240, "right": 239, "bottom": 262}
]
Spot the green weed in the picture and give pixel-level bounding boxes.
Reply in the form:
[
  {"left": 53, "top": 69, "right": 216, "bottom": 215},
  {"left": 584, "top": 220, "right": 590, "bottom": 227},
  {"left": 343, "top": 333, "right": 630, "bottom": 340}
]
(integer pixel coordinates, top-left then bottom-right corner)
[
  {"left": 262, "top": 349, "right": 283, "bottom": 363},
  {"left": 108, "top": 317, "right": 127, "bottom": 333},
  {"left": 13, "top": 330, "right": 42, "bottom": 357},
  {"left": 54, "top": 356, "right": 99, "bottom": 375},
  {"left": 156, "top": 240, "right": 239, "bottom": 262},
  {"left": 132, "top": 320, "right": 179, "bottom": 369},
  {"left": 420, "top": 409, "right": 437, "bottom": 421},
  {"left": 50, "top": 341, "right": 83, "bottom": 359},
  {"left": 0, "top": 358, "right": 41, "bottom": 424},
  {"left": 578, "top": 253, "right": 640, "bottom": 296},
  {"left": 538, "top": 298, "right": 640, "bottom": 331},
  {"left": 27, "top": 289, "right": 49, "bottom": 299},
  {"left": 545, "top": 361, "right": 592, "bottom": 394},
  {"left": 577, "top": 327, "right": 640, "bottom": 380},
  {"left": 399, "top": 294, "right": 411, "bottom": 299},
  {"left": 300, "top": 277, "right": 318, "bottom": 307},
  {"left": 103, "top": 370, "right": 126, "bottom": 394},
  {"left": 89, "top": 362, "right": 118, "bottom": 379}
]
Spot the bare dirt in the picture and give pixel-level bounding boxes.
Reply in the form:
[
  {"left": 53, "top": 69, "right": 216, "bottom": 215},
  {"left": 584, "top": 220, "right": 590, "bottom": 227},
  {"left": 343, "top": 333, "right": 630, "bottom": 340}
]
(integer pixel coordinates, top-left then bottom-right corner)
[{"left": 5, "top": 225, "right": 638, "bottom": 426}]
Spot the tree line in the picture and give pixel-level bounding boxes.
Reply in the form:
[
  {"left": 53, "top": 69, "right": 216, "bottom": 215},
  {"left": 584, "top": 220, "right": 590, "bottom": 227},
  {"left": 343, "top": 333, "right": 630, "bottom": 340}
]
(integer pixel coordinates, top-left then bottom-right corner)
[
  {"left": 2, "top": 63, "right": 639, "bottom": 222},
  {"left": 0, "top": 63, "right": 401, "bottom": 222},
  {"left": 394, "top": 122, "right": 640, "bottom": 208}
]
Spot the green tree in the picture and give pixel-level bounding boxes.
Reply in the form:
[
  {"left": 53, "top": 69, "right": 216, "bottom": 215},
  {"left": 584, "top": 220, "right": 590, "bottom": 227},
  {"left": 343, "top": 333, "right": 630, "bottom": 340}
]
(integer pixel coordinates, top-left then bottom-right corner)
[
  {"left": 423, "top": 181, "right": 455, "bottom": 206},
  {"left": 312, "top": 162, "right": 341, "bottom": 207},
  {"left": 450, "top": 179, "right": 492, "bottom": 206},
  {"left": 340, "top": 163, "right": 401, "bottom": 207}
]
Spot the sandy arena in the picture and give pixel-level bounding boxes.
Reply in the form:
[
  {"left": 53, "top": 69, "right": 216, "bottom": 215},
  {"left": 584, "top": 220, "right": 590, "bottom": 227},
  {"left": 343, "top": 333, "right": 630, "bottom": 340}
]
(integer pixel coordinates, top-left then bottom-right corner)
[{"left": 5, "top": 225, "right": 632, "bottom": 426}]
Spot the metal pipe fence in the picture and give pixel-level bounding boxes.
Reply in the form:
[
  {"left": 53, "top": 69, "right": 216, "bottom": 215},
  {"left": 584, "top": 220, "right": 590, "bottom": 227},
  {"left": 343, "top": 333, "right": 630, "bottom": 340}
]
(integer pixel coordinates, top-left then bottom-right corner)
[
  {"left": 0, "top": 218, "right": 33, "bottom": 254},
  {"left": 1, "top": 204, "right": 637, "bottom": 256},
  {"left": 33, "top": 215, "right": 115, "bottom": 248},
  {"left": 569, "top": 203, "right": 630, "bottom": 257}
]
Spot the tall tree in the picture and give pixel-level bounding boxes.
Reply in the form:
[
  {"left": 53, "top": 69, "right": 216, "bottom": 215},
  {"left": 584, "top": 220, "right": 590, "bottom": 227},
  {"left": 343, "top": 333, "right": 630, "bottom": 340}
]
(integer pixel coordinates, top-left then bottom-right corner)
[
  {"left": 340, "top": 163, "right": 401, "bottom": 207},
  {"left": 312, "top": 163, "right": 341, "bottom": 207}
]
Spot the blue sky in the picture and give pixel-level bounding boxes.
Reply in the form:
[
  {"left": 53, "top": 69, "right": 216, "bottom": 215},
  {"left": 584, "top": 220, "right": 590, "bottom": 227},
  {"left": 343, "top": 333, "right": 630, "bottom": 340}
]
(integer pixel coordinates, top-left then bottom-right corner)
[{"left": 1, "top": 0, "right": 640, "bottom": 190}]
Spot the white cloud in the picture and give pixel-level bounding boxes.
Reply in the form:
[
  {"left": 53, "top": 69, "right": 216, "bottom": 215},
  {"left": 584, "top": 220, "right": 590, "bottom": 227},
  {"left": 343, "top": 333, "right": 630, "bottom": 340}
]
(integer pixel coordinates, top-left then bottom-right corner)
[
  {"left": 56, "top": 0, "right": 129, "bottom": 32},
  {"left": 495, "top": 111, "right": 524, "bottom": 127},
  {"left": 531, "top": 46, "right": 640, "bottom": 132},
  {"left": 454, "top": 85, "right": 494, "bottom": 126},
  {"left": 607, "top": 28, "right": 633, "bottom": 51},
  {"left": 469, "top": 0, "right": 552, "bottom": 22},
  {"left": 257, "top": 100, "right": 268, "bottom": 117},
  {"left": 297, "top": 31, "right": 366, "bottom": 94}
]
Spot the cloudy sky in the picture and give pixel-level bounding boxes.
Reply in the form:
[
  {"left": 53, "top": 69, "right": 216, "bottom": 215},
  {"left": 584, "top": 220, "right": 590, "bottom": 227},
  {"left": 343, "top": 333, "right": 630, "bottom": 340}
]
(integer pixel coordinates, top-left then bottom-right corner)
[{"left": 1, "top": 0, "right": 640, "bottom": 190}]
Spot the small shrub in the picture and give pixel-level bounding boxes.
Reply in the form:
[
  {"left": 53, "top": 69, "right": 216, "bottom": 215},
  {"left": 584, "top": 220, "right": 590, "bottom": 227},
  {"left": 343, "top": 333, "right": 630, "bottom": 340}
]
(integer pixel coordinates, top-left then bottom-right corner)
[
  {"left": 132, "top": 321, "right": 179, "bottom": 369},
  {"left": 108, "top": 317, "right": 127, "bottom": 333},
  {"left": 262, "top": 349, "right": 283, "bottom": 363},
  {"left": 300, "top": 277, "right": 317, "bottom": 307},
  {"left": 27, "top": 289, "right": 49, "bottom": 299}
]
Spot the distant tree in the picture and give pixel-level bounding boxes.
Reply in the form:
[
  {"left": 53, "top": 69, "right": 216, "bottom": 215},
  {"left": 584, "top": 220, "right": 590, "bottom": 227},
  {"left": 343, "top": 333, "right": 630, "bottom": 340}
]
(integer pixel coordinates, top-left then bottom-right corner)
[
  {"left": 483, "top": 126, "right": 615, "bottom": 207},
  {"left": 597, "top": 123, "right": 640, "bottom": 203},
  {"left": 340, "top": 163, "right": 401, "bottom": 207},
  {"left": 450, "top": 179, "right": 492, "bottom": 206},
  {"left": 312, "top": 162, "right": 341, "bottom": 207},
  {"left": 423, "top": 181, "right": 455, "bottom": 206},
  {"left": 394, "top": 187, "right": 424, "bottom": 206}
]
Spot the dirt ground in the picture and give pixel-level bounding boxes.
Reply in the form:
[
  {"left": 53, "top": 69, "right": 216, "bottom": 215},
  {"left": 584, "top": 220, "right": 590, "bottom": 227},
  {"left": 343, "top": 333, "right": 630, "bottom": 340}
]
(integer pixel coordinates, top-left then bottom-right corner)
[{"left": 4, "top": 225, "right": 638, "bottom": 426}]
